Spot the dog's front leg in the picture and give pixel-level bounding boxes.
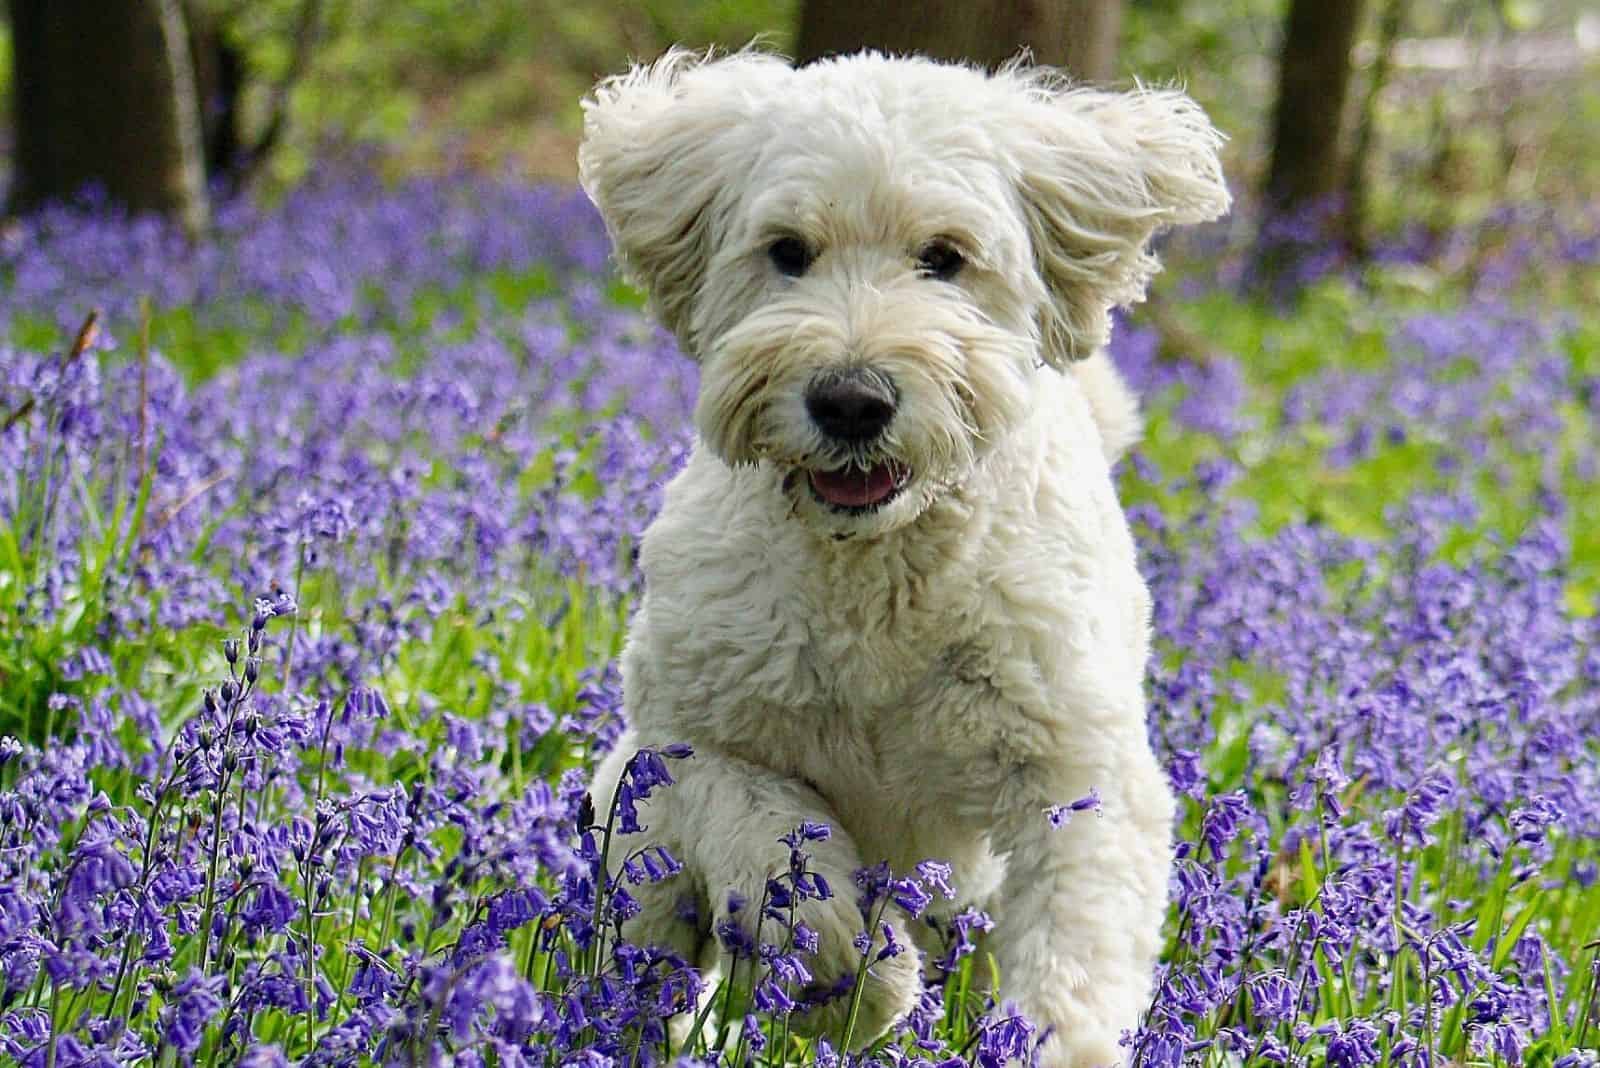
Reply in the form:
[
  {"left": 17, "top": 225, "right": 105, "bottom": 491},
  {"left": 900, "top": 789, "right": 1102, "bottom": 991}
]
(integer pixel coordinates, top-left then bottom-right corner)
[
  {"left": 642, "top": 743, "right": 924, "bottom": 1045},
  {"left": 984, "top": 762, "right": 1174, "bottom": 1068}
]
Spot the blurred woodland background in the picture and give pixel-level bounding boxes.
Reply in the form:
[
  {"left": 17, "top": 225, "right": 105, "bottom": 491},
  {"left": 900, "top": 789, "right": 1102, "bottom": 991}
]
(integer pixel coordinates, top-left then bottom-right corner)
[{"left": 1, "top": 0, "right": 1596, "bottom": 283}]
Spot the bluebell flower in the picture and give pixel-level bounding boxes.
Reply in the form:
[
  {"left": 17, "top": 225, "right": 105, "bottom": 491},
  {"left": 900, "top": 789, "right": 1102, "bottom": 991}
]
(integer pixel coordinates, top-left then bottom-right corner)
[
  {"left": 161, "top": 970, "right": 226, "bottom": 1054},
  {"left": 1045, "top": 788, "right": 1103, "bottom": 828},
  {"left": 937, "top": 906, "right": 994, "bottom": 973},
  {"left": 240, "top": 879, "right": 298, "bottom": 935}
]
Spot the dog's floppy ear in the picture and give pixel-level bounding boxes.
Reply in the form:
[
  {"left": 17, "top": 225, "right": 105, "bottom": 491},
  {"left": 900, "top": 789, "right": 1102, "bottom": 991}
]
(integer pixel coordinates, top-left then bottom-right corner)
[
  {"left": 580, "top": 49, "right": 788, "bottom": 354},
  {"left": 1004, "top": 81, "right": 1230, "bottom": 366}
]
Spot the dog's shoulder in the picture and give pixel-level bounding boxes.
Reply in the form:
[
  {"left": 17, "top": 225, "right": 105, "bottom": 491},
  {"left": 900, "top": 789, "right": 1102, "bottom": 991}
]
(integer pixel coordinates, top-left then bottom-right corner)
[
  {"left": 627, "top": 448, "right": 823, "bottom": 711},
  {"left": 638, "top": 447, "right": 795, "bottom": 578}
]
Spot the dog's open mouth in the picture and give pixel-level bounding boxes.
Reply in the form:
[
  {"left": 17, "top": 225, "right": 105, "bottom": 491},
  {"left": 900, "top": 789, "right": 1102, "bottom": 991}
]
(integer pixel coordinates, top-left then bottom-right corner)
[{"left": 807, "top": 461, "right": 911, "bottom": 512}]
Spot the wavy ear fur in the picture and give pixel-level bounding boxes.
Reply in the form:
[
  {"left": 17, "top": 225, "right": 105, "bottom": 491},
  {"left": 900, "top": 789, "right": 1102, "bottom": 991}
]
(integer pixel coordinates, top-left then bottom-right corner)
[
  {"left": 579, "top": 49, "right": 790, "bottom": 356},
  {"left": 1003, "top": 80, "right": 1230, "bottom": 366}
]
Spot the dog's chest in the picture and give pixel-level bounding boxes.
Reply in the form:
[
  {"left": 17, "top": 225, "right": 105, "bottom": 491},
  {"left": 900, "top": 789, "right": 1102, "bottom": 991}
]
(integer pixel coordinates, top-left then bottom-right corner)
[
  {"left": 721, "top": 529, "right": 993, "bottom": 808},
  {"left": 804, "top": 592, "right": 950, "bottom": 710},
  {"left": 798, "top": 519, "right": 985, "bottom": 707}
]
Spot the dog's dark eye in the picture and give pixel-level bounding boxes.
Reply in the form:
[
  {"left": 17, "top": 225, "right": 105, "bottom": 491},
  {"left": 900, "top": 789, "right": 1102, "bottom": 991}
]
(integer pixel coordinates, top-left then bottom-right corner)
[
  {"left": 916, "top": 241, "right": 965, "bottom": 281},
  {"left": 768, "top": 236, "right": 815, "bottom": 277}
]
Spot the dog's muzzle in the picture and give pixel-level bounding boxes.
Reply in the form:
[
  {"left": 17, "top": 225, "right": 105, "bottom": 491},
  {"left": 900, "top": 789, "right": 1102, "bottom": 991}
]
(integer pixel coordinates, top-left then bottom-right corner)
[
  {"left": 804, "top": 368, "right": 897, "bottom": 443},
  {"left": 800, "top": 368, "right": 909, "bottom": 513}
]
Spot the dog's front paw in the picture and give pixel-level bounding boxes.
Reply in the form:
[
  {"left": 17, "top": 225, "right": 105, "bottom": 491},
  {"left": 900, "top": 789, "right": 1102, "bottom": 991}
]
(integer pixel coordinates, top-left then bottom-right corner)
[
  {"left": 790, "top": 897, "right": 921, "bottom": 1047},
  {"left": 1035, "top": 1027, "right": 1126, "bottom": 1068},
  {"left": 1021, "top": 980, "right": 1132, "bottom": 1068},
  {"left": 717, "top": 886, "right": 921, "bottom": 1048}
]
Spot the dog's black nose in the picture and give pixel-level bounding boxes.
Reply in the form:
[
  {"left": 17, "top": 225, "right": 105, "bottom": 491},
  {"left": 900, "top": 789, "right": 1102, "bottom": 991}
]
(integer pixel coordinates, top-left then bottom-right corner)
[{"left": 805, "top": 369, "right": 897, "bottom": 442}]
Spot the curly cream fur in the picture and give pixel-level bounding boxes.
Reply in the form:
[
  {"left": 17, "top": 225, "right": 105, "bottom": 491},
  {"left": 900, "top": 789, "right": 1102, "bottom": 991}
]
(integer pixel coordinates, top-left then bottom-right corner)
[{"left": 581, "top": 48, "right": 1229, "bottom": 1067}]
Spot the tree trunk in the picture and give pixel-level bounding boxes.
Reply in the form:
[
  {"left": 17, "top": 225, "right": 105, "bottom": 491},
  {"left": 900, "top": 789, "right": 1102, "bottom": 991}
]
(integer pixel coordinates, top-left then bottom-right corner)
[
  {"left": 795, "top": 0, "right": 1123, "bottom": 80},
  {"left": 7, "top": 0, "right": 210, "bottom": 233},
  {"left": 185, "top": 0, "right": 247, "bottom": 181},
  {"left": 1061, "top": 0, "right": 1122, "bottom": 82},
  {"left": 1343, "top": 0, "right": 1408, "bottom": 259},
  {"left": 1261, "top": 0, "right": 1367, "bottom": 216},
  {"left": 1254, "top": 0, "right": 1366, "bottom": 286}
]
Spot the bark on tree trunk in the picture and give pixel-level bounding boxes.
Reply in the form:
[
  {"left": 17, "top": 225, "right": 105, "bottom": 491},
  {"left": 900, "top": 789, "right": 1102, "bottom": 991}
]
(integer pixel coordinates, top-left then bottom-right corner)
[
  {"left": 1262, "top": 0, "right": 1367, "bottom": 215},
  {"left": 1061, "top": 0, "right": 1122, "bottom": 82},
  {"left": 795, "top": 0, "right": 1123, "bottom": 80},
  {"left": 185, "top": 0, "right": 247, "bottom": 182},
  {"left": 1254, "top": 0, "right": 1367, "bottom": 286},
  {"left": 7, "top": 0, "right": 210, "bottom": 233},
  {"left": 1343, "top": 0, "right": 1408, "bottom": 259}
]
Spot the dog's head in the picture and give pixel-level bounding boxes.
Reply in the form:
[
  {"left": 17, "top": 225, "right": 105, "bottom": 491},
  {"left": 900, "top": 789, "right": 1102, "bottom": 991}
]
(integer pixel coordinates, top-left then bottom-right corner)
[{"left": 580, "top": 50, "right": 1228, "bottom": 538}]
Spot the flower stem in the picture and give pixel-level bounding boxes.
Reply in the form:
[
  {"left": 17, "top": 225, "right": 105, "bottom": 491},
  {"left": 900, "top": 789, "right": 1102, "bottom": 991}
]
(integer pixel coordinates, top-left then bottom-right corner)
[
  {"left": 280, "top": 543, "right": 307, "bottom": 691},
  {"left": 837, "top": 893, "right": 892, "bottom": 1053},
  {"left": 45, "top": 983, "right": 61, "bottom": 1068}
]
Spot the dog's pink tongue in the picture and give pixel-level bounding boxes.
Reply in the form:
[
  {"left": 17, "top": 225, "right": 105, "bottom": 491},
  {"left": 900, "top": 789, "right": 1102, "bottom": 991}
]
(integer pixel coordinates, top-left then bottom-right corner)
[{"left": 810, "top": 463, "right": 901, "bottom": 508}]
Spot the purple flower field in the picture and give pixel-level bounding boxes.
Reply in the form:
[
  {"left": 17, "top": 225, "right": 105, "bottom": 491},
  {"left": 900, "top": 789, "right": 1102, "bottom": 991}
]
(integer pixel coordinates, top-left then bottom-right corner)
[{"left": 1, "top": 175, "right": 1598, "bottom": 1067}]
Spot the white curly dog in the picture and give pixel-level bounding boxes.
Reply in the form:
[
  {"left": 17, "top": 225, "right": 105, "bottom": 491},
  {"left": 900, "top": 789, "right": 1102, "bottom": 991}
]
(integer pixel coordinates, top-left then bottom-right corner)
[{"left": 581, "top": 49, "right": 1228, "bottom": 1068}]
